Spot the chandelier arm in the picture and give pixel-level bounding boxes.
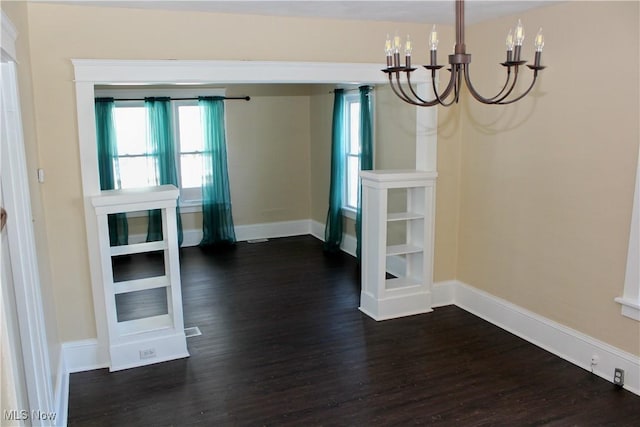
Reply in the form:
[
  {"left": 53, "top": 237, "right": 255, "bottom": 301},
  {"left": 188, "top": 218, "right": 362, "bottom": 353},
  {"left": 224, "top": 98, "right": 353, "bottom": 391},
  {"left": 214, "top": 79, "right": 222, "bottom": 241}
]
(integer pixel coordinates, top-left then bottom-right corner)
[
  {"left": 395, "top": 72, "right": 442, "bottom": 107},
  {"left": 463, "top": 63, "right": 520, "bottom": 104},
  {"left": 432, "top": 66, "right": 460, "bottom": 107},
  {"left": 496, "top": 71, "right": 540, "bottom": 105},
  {"left": 436, "top": 67, "right": 458, "bottom": 101},
  {"left": 388, "top": 73, "right": 429, "bottom": 106},
  {"left": 489, "top": 65, "right": 523, "bottom": 103},
  {"left": 474, "top": 66, "right": 514, "bottom": 103},
  {"left": 405, "top": 72, "right": 443, "bottom": 106}
]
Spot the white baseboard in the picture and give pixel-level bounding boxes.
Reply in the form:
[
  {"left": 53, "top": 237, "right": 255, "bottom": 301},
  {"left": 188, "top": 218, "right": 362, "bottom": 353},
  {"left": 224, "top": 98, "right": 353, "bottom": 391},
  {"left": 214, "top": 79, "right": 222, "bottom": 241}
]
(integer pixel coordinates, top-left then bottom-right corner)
[
  {"left": 62, "top": 339, "right": 107, "bottom": 374},
  {"left": 235, "top": 219, "right": 311, "bottom": 242},
  {"left": 310, "top": 219, "right": 356, "bottom": 258},
  {"left": 53, "top": 347, "right": 68, "bottom": 427},
  {"left": 131, "top": 219, "right": 313, "bottom": 248},
  {"left": 433, "top": 280, "right": 640, "bottom": 396}
]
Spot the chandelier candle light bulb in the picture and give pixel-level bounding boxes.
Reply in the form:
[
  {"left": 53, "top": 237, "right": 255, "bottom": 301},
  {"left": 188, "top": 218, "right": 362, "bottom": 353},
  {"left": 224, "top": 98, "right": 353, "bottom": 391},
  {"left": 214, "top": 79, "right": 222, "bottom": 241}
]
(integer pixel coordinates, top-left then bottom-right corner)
[
  {"left": 429, "top": 25, "right": 439, "bottom": 65},
  {"left": 393, "top": 32, "right": 402, "bottom": 67},
  {"left": 514, "top": 19, "right": 525, "bottom": 61},
  {"left": 506, "top": 29, "right": 515, "bottom": 62},
  {"left": 382, "top": 0, "right": 547, "bottom": 106},
  {"left": 405, "top": 35, "right": 413, "bottom": 67},
  {"left": 534, "top": 28, "right": 544, "bottom": 66},
  {"left": 385, "top": 34, "right": 393, "bottom": 67}
]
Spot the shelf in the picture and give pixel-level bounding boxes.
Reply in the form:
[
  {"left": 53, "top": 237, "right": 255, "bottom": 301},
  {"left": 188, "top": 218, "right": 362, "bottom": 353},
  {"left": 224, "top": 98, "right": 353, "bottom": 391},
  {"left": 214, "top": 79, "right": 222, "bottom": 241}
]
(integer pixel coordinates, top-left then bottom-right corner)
[
  {"left": 386, "top": 244, "right": 422, "bottom": 256},
  {"left": 110, "top": 240, "right": 167, "bottom": 256},
  {"left": 385, "top": 277, "right": 421, "bottom": 290},
  {"left": 116, "top": 314, "right": 173, "bottom": 337},
  {"left": 113, "top": 276, "right": 169, "bottom": 295},
  {"left": 387, "top": 212, "right": 424, "bottom": 222}
]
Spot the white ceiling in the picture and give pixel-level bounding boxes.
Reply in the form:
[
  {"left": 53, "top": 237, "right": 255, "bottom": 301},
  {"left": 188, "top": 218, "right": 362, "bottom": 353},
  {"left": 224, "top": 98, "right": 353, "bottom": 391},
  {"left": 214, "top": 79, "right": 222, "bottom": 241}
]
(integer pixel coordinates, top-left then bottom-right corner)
[{"left": 51, "top": 1, "right": 556, "bottom": 25}]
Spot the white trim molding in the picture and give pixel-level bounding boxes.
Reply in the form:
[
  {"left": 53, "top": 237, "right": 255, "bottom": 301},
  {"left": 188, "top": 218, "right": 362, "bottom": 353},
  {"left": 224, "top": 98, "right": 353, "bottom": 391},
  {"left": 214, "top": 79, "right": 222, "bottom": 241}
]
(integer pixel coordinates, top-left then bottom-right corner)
[
  {"left": 72, "top": 59, "right": 389, "bottom": 85},
  {"left": 73, "top": 59, "right": 392, "bottom": 370},
  {"left": 616, "top": 151, "right": 640, "bottom": 321},
  {"left": 433, "top": 280, "right": 640, "bottom": 396},
  {"left": 2, "top": 48, "right": 56, "bottom": 423}
]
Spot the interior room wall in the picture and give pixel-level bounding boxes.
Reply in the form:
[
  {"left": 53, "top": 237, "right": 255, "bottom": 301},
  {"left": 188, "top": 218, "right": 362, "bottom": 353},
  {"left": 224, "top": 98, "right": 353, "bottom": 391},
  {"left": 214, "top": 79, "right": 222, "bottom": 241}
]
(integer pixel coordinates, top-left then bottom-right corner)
[
  {"left": 0, "top": 0, "right": 61, "bottom": 391},
  {"left": 225, "top": 88, "right": 312, "bottom": 226},
  {"left": 458, "top": 1, "right": 640, "bottom": 355},
  {"left": 19, "top": 1, "right": 441, "bottom": 343}
]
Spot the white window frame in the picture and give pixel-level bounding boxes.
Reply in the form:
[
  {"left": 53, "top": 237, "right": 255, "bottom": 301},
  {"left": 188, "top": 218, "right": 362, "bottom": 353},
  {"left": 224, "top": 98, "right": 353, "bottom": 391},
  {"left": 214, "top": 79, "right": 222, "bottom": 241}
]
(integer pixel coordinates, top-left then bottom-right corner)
[
  {"left": 171, "top": 99, "right": 203, "bottom": 209},
  {"left": 95, "top": 88, "right": 224, "bottom": 212},
  {"left": 342, "top": 92, "right": 362, "bottom": 220}
]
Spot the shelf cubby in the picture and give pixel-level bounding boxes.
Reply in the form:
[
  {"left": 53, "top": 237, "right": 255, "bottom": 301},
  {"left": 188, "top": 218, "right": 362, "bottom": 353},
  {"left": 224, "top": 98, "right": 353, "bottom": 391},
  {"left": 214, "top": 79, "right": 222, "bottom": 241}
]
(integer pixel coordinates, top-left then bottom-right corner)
[{"left": 359, "top": 170, "right": 437, "bottom": 320}]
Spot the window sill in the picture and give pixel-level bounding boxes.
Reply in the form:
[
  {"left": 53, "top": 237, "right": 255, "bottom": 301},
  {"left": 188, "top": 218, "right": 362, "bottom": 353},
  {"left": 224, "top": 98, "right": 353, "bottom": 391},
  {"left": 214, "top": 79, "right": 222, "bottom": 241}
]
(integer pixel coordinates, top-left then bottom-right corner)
[
  {"left": 615, "top": 297, "right": 640, "bottom": 321},
  {"left": 342, "top": 207, "right": 357, "bottom": 221},
  {"left": 179, "top": 203, "right": 202, "bottom": 214}
]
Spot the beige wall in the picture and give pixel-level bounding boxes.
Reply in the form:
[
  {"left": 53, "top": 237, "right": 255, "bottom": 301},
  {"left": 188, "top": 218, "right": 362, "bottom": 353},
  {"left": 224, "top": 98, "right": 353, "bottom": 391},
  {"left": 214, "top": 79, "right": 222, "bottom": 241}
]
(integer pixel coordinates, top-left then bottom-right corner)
[
  {"left": 309, "top": 86, "right": 334, "bottom": 225},
  {"left": 458, "top": 1, "right": 639, "bottom": 355},
  {"left": 0, "top": 0, "right": 61, "bottom": 391},
  {"left": 226, "top": 93, "right": 311, "bottom": 225}
]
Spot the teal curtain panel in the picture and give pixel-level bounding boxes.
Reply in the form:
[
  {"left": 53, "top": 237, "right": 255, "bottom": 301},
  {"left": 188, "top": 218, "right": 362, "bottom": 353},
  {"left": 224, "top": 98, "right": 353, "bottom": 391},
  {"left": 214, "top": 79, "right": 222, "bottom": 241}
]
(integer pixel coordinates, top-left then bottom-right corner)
[
  {"left": 145, "top": 97, "right": 183, "bottom": 246},
  {"left": 198, "top": 96, "right": 237, "bottom": 246},
  {"left": 324, "top": 89, "right": 346, "bottom": 253},
  {"left": 94, "top": 97, "right": 128, "bottom": 246},
  {"left": 356, "top": 86, "right": 373, "bottom": 261}
]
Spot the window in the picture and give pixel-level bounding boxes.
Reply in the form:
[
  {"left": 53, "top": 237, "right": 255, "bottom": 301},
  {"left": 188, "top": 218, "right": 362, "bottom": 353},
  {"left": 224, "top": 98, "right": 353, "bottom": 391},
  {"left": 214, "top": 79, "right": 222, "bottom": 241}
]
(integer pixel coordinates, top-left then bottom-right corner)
[
  {"left": 174, "top": 102, "right": 204, "bottom": 204},
  {"left": 344, "top": 93, "right": 361, "bottom": 213},
  {"left": 111, "top": 99, "right": 206, "bottom": 206}
]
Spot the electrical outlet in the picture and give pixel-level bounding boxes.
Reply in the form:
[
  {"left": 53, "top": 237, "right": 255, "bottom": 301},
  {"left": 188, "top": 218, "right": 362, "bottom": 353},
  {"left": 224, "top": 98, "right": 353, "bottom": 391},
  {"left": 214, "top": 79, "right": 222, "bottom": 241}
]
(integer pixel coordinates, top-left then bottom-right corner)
[
  {"left": 614, "top": 368, "right": 625, "bottom": 387},
  {"left": 139, "top": 348, "right": 156, "bottom": 360},
  {"left": 590, "top": 355, "right": 599, "bottom": 366}
]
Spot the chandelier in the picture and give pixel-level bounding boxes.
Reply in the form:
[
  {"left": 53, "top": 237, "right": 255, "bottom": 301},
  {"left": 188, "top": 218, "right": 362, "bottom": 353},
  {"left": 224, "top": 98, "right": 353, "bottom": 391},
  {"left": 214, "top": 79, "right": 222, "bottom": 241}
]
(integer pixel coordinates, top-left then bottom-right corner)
[{"left": 383, "top": 0, "right": 546, "bottom": 106}]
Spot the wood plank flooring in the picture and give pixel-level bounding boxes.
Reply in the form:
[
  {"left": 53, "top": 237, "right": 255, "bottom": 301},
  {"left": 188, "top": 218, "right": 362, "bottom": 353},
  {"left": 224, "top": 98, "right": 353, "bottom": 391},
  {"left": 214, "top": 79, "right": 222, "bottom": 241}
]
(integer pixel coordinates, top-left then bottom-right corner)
[{"left": 68, "top": 235, "right": 640, "bottom": 426}]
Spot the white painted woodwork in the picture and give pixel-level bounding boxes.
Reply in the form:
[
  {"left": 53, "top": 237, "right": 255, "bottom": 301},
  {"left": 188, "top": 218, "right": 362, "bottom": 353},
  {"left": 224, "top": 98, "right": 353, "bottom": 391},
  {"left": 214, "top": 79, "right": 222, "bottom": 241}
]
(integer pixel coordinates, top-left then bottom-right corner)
[
  {"left": 615, "top": 149, "right": 640, "bottom": 321},
  {"left": 73, "top": 59, "right": 395, "bottom": 367},
  {"left": 359, "top": 170, "right": 437, "bottom": 320},
  {"left": 91, "top": 185, "right": 188, "bottom": 371},
  {"left": 1, "top": 13, "right": 57, "bottom": 423}
]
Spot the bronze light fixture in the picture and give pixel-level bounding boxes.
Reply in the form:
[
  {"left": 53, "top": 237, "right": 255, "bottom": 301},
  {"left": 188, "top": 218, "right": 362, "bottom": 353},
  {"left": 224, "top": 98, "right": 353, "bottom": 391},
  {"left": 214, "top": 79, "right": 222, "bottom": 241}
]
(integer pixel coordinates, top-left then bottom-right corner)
[{"left": 383, "top": 0, "right": 546, "bottom": 106}]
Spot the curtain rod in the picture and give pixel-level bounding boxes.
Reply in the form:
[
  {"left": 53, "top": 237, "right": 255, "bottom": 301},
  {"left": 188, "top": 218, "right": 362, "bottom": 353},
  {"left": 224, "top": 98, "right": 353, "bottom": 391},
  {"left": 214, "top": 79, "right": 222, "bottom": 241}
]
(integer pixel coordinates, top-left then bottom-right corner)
[{"left": 110, "top": 96, "right": 251, "bottom": 101}]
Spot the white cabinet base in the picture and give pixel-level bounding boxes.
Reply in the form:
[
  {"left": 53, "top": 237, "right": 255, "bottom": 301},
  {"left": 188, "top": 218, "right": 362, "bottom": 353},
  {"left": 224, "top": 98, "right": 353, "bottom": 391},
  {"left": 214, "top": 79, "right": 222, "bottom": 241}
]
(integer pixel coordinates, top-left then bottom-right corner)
[
  {"left": 109, "top": 332, "right": 189, "bottom": 372},
  {"left": 359, "top": 170, "right": 437, "bottom": 321},
  {"left": 359, "top": 290, "right": 433, "bottom": 321},
  {"left": 92, "top": 185, "right": 189, "bottom": 372}
]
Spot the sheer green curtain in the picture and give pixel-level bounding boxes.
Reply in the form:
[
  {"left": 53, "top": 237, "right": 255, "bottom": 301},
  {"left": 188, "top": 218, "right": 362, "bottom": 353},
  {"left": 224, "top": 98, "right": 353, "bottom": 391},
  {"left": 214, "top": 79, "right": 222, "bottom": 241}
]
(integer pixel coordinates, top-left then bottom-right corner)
[
  {"left": 145, "top": 97, "right": 183, "bottom": 246},
  {"left": 198, "top": 96, "right": 236, "bottom": 246},
  {"left": 323, "top": 89, "right": 346, "bottom": 253},
  {"left": 356, "top": 86, "right": 374, "bottom": 261},
  {"left": 95, "top": 98, "right": 128, "bottom": 246}
]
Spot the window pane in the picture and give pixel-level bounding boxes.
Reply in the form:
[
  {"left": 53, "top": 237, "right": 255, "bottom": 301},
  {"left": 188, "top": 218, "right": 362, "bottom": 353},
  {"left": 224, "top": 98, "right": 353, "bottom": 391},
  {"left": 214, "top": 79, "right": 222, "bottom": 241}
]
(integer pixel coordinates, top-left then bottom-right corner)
[
  {"left": 178, "top": 105, "right": 204, "bottom": 153},
  {"left": 180, "top": 153, "right": 203, "bottom": 189},
  {"left": 114, "top": 107, "right": 147, "bottom": 155},
  {"left": 118, "top": 157, "right": 157, "bottom": 189},
  {"left": 349, "top": 102, "right": 360, "bottom": 154},
  {"left": 347, "top": 156, "right": 359, "bottom": 208}
]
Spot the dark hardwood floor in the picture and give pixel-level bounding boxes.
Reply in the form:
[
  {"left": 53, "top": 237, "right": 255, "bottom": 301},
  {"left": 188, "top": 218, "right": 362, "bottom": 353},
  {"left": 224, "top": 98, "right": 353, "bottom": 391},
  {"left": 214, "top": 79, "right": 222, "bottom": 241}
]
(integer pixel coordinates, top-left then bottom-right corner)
[{"left": 68, "top": 235, "right": 640, "bottom": 426}]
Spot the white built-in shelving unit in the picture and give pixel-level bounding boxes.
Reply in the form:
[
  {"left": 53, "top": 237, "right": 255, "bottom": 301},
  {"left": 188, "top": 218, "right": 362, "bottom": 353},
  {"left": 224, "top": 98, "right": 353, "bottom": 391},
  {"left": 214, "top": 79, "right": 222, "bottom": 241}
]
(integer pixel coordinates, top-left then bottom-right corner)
[
  {"left": 359, "top": 170, "right": 437, "bottom": 320},
  {"left": 91, "top": 185, "right": 188, "bottom": 371}
]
